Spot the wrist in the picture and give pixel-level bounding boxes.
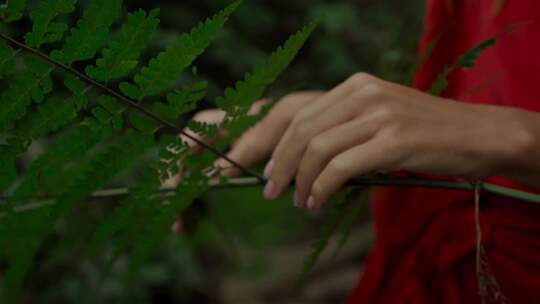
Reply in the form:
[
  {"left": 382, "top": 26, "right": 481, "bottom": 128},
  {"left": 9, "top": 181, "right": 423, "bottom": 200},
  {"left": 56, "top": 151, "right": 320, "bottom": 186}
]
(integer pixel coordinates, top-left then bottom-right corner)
[{"left": 483, "top": 107, "right": 539, "bottom": 179}]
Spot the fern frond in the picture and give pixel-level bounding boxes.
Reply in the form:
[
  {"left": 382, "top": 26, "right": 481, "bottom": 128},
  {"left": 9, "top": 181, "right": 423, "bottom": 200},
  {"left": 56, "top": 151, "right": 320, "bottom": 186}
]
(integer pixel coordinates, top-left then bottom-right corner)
[
  {"left": 2, "top": 131, "right": 154, "bottom": 301},
  {"left": 217, "top": 21, "right": 317, "bottom": 116},
  {"left": 9, "top": 125, "right": 106, "bottom": 203},
  {"left": 155, "top": 80, "right": 208, "bottom": 120},
  {"left": 331, "top": 196, "right": 365, "bottom": 261},
  {"left": 17, "top": 76, "right": 89, "bottom": 139},
  {"left": 216, "top": 21, "right": 317, "bottom": 143},
  {"left": 0, "top": 146, "right": 17, "bottom": 193},
  {"left": 0, "top": 56, "right": 53, "bottom": 132},
  {"left": 119, "top": 0, "right": 241, "bottom": 100},
  {"left": 0, "top": 204, "right": 53, "bottom": 303},
  {"left": 127, "top": 174, "right": 209, "bottom": 280},
  {"left": 86, "top": 9, "right": 160, "bottom": 82},
  {"left": 89, "top": 168, "right": 162, "bottom": 256},
  {"left": 0, "top": 41, "right": 19, "bottom": 79},
  {"left": 84, "top": 95, "right": 126, "bottom": 134},
  {"left": 0, "top": 0, "right": 27, "bottom": 22},
  {"left": 24, "top": 0, "right": 78, "bottom": 48},
  {"left": 51, "top": 0, "right": 122, "bottom": 64}
]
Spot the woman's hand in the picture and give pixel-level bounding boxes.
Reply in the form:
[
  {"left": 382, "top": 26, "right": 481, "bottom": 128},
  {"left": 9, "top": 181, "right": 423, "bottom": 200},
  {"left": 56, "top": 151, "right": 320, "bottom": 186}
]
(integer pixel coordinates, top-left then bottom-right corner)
[
  {"left": 262, "top": 73, "right": 538, "bottom": 209},
  {"left": 205, "top": 91, "right": 323, "bottom": 176}
]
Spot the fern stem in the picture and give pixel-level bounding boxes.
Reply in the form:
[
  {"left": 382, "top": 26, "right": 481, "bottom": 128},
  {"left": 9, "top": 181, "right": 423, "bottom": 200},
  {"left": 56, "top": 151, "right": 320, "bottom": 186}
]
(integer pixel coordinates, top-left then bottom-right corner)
[
  {"left": 0, "top": 32, "right": 265, "bottom": 182},
  {"left": 2, "top": 177, "right": 540, "bottom": 214}
]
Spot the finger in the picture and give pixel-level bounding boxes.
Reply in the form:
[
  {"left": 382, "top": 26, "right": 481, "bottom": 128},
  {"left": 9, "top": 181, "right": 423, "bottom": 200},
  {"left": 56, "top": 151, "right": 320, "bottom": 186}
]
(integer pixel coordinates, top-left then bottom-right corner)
[
  {"left": 267, "top": 83, "right": 384, "bottom": 200},
  {"left": 216, "top": 92, "right": 322, "bottom": 177},
  {"left": 309, "top": 137, "right": 398, "bottom": 209},
  {"left": 294, "top": 114, "right": 383, "bottom": 206},
  {"left": 214, "top": 130, "right": 271, "bottom": 177}
]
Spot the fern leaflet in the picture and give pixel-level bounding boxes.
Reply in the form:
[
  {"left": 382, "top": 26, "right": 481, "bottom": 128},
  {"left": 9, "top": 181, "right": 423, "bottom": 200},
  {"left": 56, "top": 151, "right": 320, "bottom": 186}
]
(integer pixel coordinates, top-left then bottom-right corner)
[
  {"left": 0, "top": 0, "right": 27, "bottom": 22},
  {"left": 51, "top": 0, "right": 122, "bottom": 64},
  {"left": 0, "top": 56, "right": 53, "bottom": 132},
  {"left": 24, "top": 0, "right": 78, "bottom": 48},
  {"left": 119, "top": 0, "right": 241, "bottom": 100},
  {"left": 86, "top": 9, "right": 160, "bottom": 82}
]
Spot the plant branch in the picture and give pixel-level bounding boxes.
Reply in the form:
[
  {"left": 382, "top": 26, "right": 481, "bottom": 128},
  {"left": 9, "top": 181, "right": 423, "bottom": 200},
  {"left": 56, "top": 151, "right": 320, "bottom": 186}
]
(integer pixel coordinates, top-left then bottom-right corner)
[
  {"left": 0, "top": 32, "right": 265, "bottom": 182},
  {"left": 2, "top": 177, "right": 540, "bottom": 217}
]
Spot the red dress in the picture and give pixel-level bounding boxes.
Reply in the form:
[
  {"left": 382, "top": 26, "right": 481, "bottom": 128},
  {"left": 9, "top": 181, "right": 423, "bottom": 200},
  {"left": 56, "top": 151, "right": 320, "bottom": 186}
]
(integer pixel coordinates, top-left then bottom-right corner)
[{"left": 346, "top": 1, "right": 540, "bottom": 303}]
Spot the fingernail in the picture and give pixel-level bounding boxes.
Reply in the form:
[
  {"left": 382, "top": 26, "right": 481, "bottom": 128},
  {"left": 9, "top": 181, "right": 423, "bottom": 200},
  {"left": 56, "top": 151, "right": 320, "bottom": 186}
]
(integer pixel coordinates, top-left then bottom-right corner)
[
  {"left": 264, "top": 180, "right": 277, "bottom": 200},
  {"left": 264, "top": 159, "right": 274, "bottom": 177},
  {"left": 294, "top": 191, "right": 302, "bottom": 207},
  {"left": 307, "top": 196, "right": 315, "bottom": 209}
]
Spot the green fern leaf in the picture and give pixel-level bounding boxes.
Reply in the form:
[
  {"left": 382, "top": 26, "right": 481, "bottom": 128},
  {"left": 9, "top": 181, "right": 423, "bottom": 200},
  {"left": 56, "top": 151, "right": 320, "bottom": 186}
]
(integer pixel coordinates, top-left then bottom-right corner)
[
  {"left": 24, "top": 0, "right": 78, "bottom": 48},
  {"left": 0, "top": 204, "right": 53, "bottom": 304},
  {"left": 127, "top": 176, "right": 209, "bottom": 280},
  {"left": 51, "top": 0, "right": 122, "bottom": 64},
  {"left": 89, "top": 166, "right": 162, "bottom": 257},
  {"left": 128, "top": 111, "right": 158, "bottom": 134},
  {"left": 0, "top": 56, "right": 53, "bottom": 132},
  {"left": 0, "top": 146, "right": 17, "bottom": 193},
  {"left": 0, "top": 41, "right": 19, "bottom": 79},
  {"left": 86, "top": 9, "right": 160, "bottom": 82},
  {"left": 331, "top": 196, "right": 365, "bottom": 261},
  {"left": 154, "top": 81, "right": 208, "bottom": 120},
  {"left": 119, "top": 0, "right": 241, "bottom": 100},
  {"left": 52, "top": 131, "right": 153, "bottom": 215},
  {"left": 17, "top": 77, "right": 89, "bottom": 139},
  {"left": 297, "top": 189, "right": 352, "bottom": 286},
  {"left": 3, "top": 131, "right": 153, "bottom": 301},
  {"left": 0, "top": 0, "right": 27, "bottom": 22},
  {"left": 9, "top": 125, "right": 106, "bottom": 203},
  {"left": 216, "top": 21, "right": 317, "bottom": 115}
]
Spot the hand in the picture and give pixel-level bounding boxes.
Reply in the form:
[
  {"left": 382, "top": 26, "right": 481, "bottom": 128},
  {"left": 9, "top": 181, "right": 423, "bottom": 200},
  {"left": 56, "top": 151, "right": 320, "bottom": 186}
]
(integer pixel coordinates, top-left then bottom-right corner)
[
  {"left": 262, "top": 73, "right": 536, "bottom": 209},
  {"left": 212, "top": 91, "right": 324, "bottom": 177},
  {"left": 170, "top": 92, "right": 323, "bottom": 234}
]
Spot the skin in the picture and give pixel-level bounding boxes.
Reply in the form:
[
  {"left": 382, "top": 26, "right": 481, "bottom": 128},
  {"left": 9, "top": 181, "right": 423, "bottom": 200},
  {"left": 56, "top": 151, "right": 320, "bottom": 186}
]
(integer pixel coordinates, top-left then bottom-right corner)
[{"left": 189, "top": 73, "right": 540, "bottom": 210}]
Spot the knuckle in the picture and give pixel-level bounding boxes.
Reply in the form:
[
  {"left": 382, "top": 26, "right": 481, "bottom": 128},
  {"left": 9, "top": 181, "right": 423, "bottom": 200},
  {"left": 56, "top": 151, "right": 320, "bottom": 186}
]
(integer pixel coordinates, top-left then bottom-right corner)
[
  {"left": 278, "top": 92, "right": 321, "bottom": 112},
  {"left": 373, "top": 102, "right": 398, "bottom": 121},
  {"left": 327, "top": 159, "right": 351, "bottom": 177},
  {"left": 307, "top": 137, "right": 327, "bottom": 157},
  {"left": 281, "top": 92, "right": 311, "bottom": 105},
  {"left": 290, "top": 114, "right": 310, "bottom": 136},
  {"left": 349, "top": 72, "right": 375, "bottom": 85},
  {"left": 361, "top": 82, "right": 384, "bottom": 98}
]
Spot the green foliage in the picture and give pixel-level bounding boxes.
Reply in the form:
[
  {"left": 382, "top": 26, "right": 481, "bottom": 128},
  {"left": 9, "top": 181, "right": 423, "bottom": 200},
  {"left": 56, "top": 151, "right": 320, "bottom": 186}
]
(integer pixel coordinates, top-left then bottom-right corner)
[
  {"left": 0, "top": 0, "right": 27, "bottom": 22},
  {"left": 24, "top": 0, "right": 78, "bottom": 48},
  {"left": 217, "top": 21, "right": 317, "bottom": 116},
  {"left": 0, "top": 42, "right": 18, "bottom": 79},
  {"left": 120, "top": 0, "right": 242, "bottom": 100},
  {"left": 215, "top": 21, "right": 317, "bottom": 144},
  {"left": 0, "top": 0, "right": 315, "bottom": 301},
  {"left": 0, "top": 56, "right": 53, "bottom": 132},
  {"left": 86, "top": 9, "right": 160, "bottom": 82},
  {"left": 298, "top": 190, "right": 352, "bottom": 285},
  {"left": 51, "top": 0, "right": 122, "bottom": 64}
]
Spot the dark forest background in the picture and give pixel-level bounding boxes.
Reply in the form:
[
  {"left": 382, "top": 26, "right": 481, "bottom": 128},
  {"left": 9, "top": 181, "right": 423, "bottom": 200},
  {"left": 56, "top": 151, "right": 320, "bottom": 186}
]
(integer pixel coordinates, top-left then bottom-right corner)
[{"left": 13, "top": 0, "right": 424, "bottom": 303}]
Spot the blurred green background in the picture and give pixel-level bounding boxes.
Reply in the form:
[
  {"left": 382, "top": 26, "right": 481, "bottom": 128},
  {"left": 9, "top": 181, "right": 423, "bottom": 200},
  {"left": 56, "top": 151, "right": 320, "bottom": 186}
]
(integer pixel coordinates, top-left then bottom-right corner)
[{"left": 11, "top": 0, "right": 425, "bottom": 303}]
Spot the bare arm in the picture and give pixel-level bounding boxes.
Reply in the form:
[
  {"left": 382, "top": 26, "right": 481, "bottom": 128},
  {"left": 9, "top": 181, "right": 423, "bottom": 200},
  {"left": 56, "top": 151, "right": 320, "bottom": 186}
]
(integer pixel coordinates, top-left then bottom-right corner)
[{"left": 190, "top": 73, "right": 540, "bottom": 209}]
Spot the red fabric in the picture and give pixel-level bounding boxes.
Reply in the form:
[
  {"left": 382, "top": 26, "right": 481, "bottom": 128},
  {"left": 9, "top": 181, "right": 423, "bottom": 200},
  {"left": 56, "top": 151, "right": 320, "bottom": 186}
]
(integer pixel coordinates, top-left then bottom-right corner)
[{"left": 347, "top": 1, "right": 540, "bottom": 303}]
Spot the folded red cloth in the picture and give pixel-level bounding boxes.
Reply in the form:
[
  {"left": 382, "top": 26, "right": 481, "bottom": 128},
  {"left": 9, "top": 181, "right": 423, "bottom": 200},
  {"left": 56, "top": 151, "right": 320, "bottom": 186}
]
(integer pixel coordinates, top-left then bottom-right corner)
[{"left": 347, "top": 1, "right": 540, "bottom": 303}]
